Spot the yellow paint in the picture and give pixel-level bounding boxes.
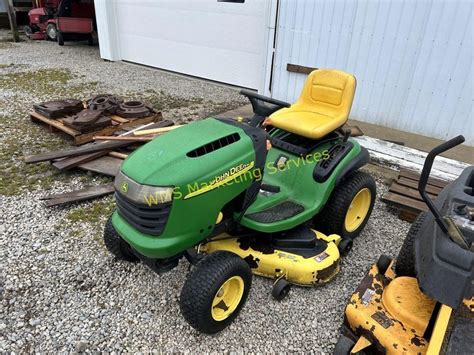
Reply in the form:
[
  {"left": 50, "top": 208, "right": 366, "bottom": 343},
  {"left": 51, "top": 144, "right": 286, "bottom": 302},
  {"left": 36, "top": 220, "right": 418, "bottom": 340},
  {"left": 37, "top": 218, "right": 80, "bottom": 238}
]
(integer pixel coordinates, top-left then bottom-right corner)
[
  {"left": 426, "top": 305, "right": 452, "bottom": 355},
  {"left": 351, "top": 335, "right": 372, "bottom": 353},
  {"left": 344, "top": 188, "right": 372, "bottom": 232},
  {"left": 216, "top": 212, "right": 223, "bottom": 224},
  {"left": 184, "top": 161, "right": 255, "bottom": 199},
  {"left": 345, "top": 264, "right": 431, "bottom": 354},
  {"left": 463, "top": 297, "right": 474, "bottom": 311},
  {"left": 211, "top": 276, "right": 245, "bottom": 321},
  {"left": 201, "top": 230, "right": 341, "bottom": 286},
  {"left": 382, "top": 277, "right": 436, "bottom": 334},
  {"left": 269, "top": 69, "right": 356, "bottom": 139}
]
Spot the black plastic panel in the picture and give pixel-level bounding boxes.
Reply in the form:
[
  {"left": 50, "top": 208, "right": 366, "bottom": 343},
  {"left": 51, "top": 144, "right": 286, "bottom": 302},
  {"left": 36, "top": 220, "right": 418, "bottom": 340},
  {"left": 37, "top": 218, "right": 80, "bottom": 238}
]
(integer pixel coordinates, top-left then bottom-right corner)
[
  {"left": 245, "top": 200, "right": 304, "bottom": 223},
  {"left": 115, "top": 193, "right": 171, "bottom": 236}
]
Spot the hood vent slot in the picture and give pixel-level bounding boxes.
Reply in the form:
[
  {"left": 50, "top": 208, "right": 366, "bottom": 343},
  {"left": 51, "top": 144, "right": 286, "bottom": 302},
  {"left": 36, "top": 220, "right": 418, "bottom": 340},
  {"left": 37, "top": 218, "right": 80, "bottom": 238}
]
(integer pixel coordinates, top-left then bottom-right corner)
[{"left": 187, "top": 133, "right": 240, "bottom": 158}]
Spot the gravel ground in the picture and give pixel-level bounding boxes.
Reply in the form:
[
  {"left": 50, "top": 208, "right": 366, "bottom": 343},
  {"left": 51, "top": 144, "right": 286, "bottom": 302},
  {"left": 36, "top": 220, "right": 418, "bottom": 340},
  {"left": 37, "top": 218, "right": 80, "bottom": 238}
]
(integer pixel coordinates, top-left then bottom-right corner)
[{"left": 0, "top": 32, "right": 411, "bottom": 352}]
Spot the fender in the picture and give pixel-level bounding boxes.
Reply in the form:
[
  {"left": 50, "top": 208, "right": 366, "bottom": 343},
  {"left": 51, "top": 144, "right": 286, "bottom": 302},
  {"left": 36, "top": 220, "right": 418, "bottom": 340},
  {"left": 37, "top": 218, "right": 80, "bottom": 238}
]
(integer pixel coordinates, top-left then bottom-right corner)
[{"left": 335, "top": 146, "right": 370, "bottom": 186}]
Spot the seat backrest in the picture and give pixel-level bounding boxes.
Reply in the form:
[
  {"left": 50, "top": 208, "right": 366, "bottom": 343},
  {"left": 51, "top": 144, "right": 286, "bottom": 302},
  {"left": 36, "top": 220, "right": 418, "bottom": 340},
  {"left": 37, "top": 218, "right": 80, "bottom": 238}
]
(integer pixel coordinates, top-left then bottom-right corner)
[{"left": 297, "top": 69, "right": 356, "bottom": 121}]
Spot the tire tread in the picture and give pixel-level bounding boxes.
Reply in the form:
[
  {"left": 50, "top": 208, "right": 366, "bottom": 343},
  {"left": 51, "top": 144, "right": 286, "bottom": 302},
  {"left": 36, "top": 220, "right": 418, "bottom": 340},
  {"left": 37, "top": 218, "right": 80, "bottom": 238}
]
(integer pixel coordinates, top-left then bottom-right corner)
[{"left": 180, "top": 251, "right": 251, "bottom": 333}]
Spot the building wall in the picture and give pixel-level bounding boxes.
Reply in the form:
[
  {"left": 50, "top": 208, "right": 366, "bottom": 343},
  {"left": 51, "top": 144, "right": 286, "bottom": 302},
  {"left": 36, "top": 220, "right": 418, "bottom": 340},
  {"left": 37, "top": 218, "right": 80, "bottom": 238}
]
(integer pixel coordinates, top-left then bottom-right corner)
[{"left": 270, "top": 0, "right": 473, "bottom": 145}]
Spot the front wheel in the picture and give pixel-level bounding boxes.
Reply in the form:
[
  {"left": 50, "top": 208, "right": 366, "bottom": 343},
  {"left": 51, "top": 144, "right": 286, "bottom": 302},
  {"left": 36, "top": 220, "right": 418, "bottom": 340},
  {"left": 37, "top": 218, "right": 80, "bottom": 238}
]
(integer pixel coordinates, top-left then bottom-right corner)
[
  {"left": 46, "top": 23, "right": 57, "bottom": 41},
  {"left": 179, "top": 251, "right": 252, "bottom": 334},
  {"left": 314, "top": 171, "right": 376, "bottom": 239},
  {"left": 103, "top": 215, "right": 139, "bottom": 262}
]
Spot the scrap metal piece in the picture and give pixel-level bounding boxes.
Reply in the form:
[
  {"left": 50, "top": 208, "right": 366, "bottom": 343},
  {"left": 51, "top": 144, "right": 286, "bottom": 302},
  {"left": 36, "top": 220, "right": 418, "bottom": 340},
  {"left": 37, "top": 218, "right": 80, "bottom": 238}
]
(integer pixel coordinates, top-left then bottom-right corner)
[
  {"left": 71, "top": 109, "right": 103, "bottom": 127},
  {"left": 33, "top": 99, "right": 83, "bottom": 118},
  {"left": 116, "top": 101, "right": 155, "bottom": 119},
  {"left": 63, "top": 110, "right": 111, "bottom": 133},
  {"left": 87, "top": 94, "right": 123, "bottom": 114}
]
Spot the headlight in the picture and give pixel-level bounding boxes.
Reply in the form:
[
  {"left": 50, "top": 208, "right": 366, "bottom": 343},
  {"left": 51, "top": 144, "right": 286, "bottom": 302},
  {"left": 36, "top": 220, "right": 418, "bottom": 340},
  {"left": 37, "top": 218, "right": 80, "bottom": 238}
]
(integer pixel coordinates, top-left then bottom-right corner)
[{"left": 114, "top": 170, "right": 173, "bottom": 206}]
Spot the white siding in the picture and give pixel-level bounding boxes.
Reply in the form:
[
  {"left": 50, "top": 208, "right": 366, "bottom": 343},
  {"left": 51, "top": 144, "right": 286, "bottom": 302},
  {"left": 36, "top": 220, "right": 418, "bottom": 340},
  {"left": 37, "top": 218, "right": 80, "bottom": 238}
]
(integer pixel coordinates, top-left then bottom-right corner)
[{"left": 270, "top": 0, "right": 473, "bottom": 146}]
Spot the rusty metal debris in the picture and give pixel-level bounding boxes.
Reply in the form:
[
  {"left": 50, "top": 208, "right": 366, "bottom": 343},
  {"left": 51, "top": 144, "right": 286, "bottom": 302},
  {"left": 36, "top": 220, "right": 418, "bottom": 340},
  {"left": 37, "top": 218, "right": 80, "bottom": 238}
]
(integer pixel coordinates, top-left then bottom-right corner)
[
  {"left": 63, "top": 109, "right": 111, "bottom": 133},
  {"left": 33, "top": 99, "right": 83, "bottom": 118},
  {"left": 86, "top": 94, "right": 123, "bottom": 114},
  {"left": 116, "top": 101, "right": 155, "bottom": 119}
]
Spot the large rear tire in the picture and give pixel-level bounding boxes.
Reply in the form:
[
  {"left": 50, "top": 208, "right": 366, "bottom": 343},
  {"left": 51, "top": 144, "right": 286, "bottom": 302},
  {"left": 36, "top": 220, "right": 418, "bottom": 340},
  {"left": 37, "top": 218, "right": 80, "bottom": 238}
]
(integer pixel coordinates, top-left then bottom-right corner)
[
  {"left": 314, "top": 171, "right": 376, "bottom": 239},
  {"left": 180, "top": 251, "right": 252, "bottom": 334},
  {"left": 103, "top": 215, "right": 138, "bottom": 262},
  {"left": 395, "top": 212, "right": 427, "bottom": 277}
]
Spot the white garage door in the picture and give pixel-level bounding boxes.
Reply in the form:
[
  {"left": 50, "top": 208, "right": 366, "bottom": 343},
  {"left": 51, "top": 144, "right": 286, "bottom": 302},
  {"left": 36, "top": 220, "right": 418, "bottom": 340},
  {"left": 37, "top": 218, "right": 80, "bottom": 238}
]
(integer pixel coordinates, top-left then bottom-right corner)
[{"left": 97, "top": 0, "right": 272, "bottom": 89}]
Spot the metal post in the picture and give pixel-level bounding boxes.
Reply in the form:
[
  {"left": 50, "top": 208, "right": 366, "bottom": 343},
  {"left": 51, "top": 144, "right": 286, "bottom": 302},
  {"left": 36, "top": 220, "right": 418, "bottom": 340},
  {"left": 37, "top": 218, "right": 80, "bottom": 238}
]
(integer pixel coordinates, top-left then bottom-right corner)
[{"left": 5, "top": 0, "right": 20, "bottom": 42}]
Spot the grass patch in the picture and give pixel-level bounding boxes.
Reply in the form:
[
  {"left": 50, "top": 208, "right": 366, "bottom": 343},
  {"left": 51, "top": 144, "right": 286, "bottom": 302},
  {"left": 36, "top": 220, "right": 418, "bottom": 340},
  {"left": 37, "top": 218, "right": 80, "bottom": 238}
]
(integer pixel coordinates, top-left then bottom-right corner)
[
  {"left": 66, "top": 198, "right": 116, "bottom": 224},
  {"left": 0, "top": 68, "right": 73, "bottom": 92},
  {"left": 143, "top": 89, "right": 204, "bottom": 110}
]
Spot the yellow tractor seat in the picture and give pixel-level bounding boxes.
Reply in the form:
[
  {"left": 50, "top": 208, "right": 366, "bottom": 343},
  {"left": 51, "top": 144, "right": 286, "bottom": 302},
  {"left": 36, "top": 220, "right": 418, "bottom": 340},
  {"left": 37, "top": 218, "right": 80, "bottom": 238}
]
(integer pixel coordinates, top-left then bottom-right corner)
[{"left": 269, "top": 69, "right": 356, "bottom": 139}]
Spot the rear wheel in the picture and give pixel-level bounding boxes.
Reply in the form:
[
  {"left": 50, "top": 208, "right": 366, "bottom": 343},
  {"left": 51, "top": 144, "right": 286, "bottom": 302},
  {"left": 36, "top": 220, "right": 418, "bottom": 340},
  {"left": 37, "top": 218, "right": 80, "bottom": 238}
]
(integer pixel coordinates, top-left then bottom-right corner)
[
  {"left": 314, "top": 171, "right": 376, "bottom": 239},
  {"left": 180, "top": 251, "right": 252, "bottom": 334},
  {"left": 395, "top": 212, "right": 426, "bottom": 276},
  {"left": 46, "top": 23, "right": 57, "bottom": 41},
  {"left": 103, "top": 215, "right": 138, "bottom": 262}
]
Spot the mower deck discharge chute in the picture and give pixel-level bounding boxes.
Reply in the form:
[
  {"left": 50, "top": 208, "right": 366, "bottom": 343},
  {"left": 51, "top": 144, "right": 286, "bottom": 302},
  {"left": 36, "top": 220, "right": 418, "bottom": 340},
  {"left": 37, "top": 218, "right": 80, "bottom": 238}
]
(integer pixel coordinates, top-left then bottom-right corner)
[
  {"left": 104, "top": 69, "right": 377, "bottom": 333},
  {"left": 336, "top": 136, "right": 473, "bottom": 355}
]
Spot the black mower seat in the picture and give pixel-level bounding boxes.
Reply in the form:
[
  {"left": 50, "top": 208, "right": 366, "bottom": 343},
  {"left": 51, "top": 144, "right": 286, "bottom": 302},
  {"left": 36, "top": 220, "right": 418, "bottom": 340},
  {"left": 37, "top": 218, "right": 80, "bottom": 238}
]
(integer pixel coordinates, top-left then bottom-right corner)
[{"left": 245, "top": 200, "right": 305, "bottom": 223}]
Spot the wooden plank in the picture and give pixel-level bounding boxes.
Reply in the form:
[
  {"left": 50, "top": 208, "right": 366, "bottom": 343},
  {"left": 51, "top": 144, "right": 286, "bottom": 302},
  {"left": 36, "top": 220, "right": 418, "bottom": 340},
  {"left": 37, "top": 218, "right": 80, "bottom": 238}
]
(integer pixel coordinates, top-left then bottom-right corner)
[
  {"left": 381, "top": 192, "right": 428, "bottom": 213},
  {"left": 30, "top": 111, "right": 80, "bottom": 136},
  {"left": 286, "top": 63, "right": 317, "bottom": 75},
  {"left": 388, "top": 182, "right": 437, "bottom": 202},
  {"left": 133, "top": 125, "right": 181, "bottom": 136},
  {"left": 110, "top": 115, "right": 128, "bottom": 124},
  {"left": 396, "top": 176, "right": 443, "bottom": 195},
  {"left": 355, "top": 135, "right": 469, "bottom": 181},
  {"left": 42, "top": 184, "right": 115, "bottom": 207},
  {"left": 78, "top": 156, "right": 122, "bottom": 177},
  {"left": 93, "top": 135, "right": 153, "bottom": 142},
  {"left": 399, "top": 210, "right": 418, "bottom": 223},
  {"left": 108, "top": 151, "right": 128, "bottom": 159},
  {"left": 398, "top": 168, "right": 449, "bottom": 189},
  {"left": 25, "top": 140, "right": 132, "bottom": 163},
  {"left": 52, "top": 150, "right": 112, "bottom": 171}
]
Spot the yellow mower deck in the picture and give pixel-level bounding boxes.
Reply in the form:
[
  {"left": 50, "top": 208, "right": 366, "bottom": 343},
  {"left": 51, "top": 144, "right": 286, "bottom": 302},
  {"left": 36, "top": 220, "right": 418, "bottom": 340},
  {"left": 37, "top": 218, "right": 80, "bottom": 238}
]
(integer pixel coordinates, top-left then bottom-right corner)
[
  {"left": 343, "top": 261, "right": 474, "bottom": 354},
  {"left": 200, "top": 230, "right": 341, "bottom": 286}
]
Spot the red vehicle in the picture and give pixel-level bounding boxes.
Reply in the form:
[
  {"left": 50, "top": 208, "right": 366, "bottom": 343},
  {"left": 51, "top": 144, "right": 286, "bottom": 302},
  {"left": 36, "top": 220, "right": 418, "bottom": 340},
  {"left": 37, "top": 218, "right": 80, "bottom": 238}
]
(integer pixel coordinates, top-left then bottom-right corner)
[{"left": 25, "top": 0, "right": 95, "bottom": 46}]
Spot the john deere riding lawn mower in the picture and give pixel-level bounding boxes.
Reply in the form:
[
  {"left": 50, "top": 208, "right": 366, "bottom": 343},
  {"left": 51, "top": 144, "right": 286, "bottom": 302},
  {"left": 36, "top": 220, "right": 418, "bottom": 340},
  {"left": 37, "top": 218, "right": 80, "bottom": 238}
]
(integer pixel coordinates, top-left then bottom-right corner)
[
  {"left": 104, "top": 69, "right": 377, "bottom": 333},
  {"left": 336, "top": 136, "right": 473, "bottom": 354}
]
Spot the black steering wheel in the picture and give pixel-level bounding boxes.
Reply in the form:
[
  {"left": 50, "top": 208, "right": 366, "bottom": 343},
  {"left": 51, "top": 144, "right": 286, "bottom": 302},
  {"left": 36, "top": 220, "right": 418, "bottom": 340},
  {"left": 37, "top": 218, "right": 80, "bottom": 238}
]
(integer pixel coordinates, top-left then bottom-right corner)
[{"left": 240, "top": 89, "right": 291, "bottom": 127}]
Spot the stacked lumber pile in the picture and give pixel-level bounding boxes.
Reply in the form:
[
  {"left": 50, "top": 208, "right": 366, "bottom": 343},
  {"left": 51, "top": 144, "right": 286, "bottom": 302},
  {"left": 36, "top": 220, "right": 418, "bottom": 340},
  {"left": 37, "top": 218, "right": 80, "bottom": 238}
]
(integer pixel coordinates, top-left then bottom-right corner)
[
  {"left": 26, "top": 114, "right": 178, "bottom": 207},
  {"left": 382, "top": 168, "right": 448, "bottom": 222}
]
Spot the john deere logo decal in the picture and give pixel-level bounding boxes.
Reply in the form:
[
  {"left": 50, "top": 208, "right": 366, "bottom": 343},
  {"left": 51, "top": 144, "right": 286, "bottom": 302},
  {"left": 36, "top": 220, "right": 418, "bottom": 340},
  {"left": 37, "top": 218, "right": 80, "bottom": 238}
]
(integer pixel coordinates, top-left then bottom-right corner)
[{"left": 121, "top": 181, "right": 128, "bottom": 193}]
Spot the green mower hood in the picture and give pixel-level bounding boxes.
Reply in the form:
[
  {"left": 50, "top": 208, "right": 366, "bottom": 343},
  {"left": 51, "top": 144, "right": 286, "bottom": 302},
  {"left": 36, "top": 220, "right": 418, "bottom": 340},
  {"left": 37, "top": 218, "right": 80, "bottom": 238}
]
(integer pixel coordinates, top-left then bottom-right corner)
[{"left": 121, "top": 118, "right": 256, "bottom": 188}]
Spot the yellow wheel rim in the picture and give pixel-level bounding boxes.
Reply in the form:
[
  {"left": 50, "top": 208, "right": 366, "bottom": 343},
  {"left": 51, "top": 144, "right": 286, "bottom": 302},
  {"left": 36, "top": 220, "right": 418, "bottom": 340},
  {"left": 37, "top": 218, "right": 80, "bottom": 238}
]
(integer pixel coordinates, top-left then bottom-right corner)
[
  {"left": 211, "top": 276, "right": 244, "bottom": 321},
  {"left": 344, "top": 188, "right": 371, "bottom": 232}
]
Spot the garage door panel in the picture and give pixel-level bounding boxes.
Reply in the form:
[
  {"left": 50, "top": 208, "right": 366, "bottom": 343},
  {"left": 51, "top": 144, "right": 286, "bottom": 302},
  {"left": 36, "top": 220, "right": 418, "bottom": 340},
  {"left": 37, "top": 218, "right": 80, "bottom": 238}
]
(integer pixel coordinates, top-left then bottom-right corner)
[
  {"left": 112, "top": 0, "right": 270, "bottom": 88},
  {"left": 119, "top": 34, "right": 261, "bottom": 87}
]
